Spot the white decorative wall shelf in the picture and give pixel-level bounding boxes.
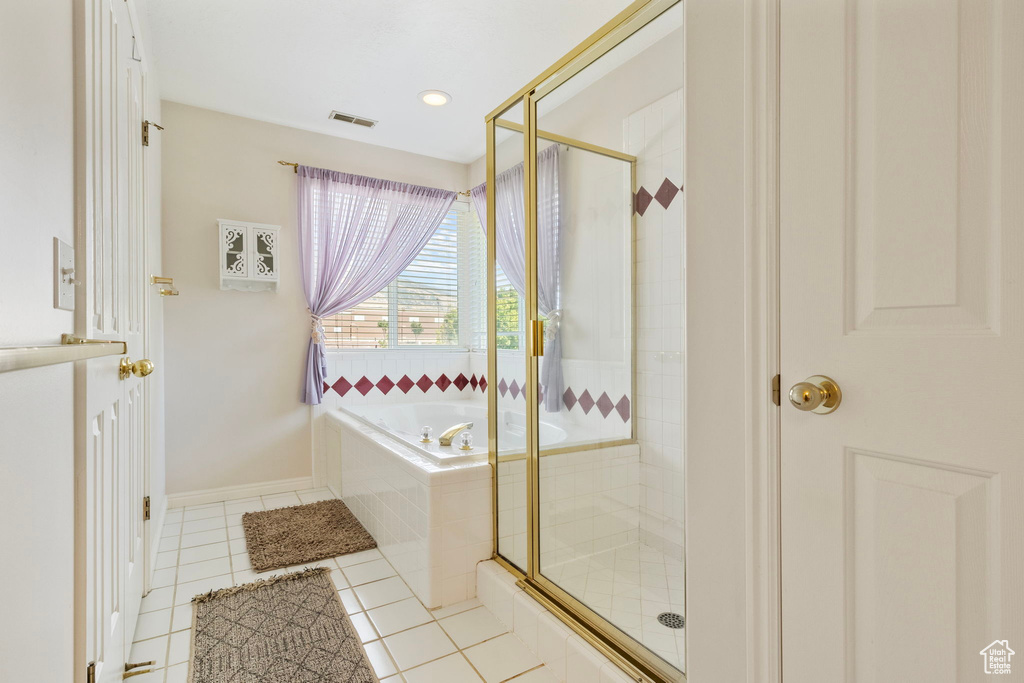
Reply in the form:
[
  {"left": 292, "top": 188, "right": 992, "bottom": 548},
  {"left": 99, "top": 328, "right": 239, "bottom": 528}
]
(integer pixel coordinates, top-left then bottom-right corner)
[{"left": 218, "top": 219, "right": 280, "bottom": 293}]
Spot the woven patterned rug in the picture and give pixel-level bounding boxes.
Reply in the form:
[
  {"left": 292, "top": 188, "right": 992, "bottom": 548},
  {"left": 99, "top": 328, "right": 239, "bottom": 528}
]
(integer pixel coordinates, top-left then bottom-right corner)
[
  {"left": 242, "top": 499, "right": 376, "bottom": 573},
  {"left": 189, "top": 567, "right": 378, "bottom": 683}
]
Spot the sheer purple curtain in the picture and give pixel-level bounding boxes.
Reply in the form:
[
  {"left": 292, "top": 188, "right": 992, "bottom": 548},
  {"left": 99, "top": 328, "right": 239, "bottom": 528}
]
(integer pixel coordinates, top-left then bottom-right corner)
[
  {"left": 298, "top": 165, "right": 456, "bottom": 404},
  {"left": 471, "top": 144, "right": 564, "bottom": 412}
]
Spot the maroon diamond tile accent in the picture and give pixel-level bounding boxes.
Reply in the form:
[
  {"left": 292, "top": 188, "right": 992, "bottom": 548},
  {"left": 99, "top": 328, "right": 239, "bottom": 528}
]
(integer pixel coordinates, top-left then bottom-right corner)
[
  {"left": 470, "top": 374, "right": 479, "bottom": 390},
  {"left": 615, "top": 395, "right": 631, "bottom": 422},
  {"left": 654, "top": 178, "right": 681, "bottom": 209},
  {"left": 596, "top": 392, "right": 614, "bottom": 418},
  {"left": 332, "top": 377, "right": 353, "bottom": 397},
  {"left": 322, "top": 381, "right": 330, "bottom": 395},
  {"left": 396, "top": 375, "right": 415, "bottom": 394},
  {"left": 577, "top": 389, "right": 595, "bottom": 414},
  {"left": 354, "top": 376, "right": 375, "bottom": 396},
  {"left": 376, "top": 376, "right": 396, "bottom": 395},
  {"left": 634, "top": 187, "right": 654, "bottom": 216},
  {"left": 479, "top": 376, "right": 487, "bottom": 392},
  {"left": 563, "top": 388, "right": 577, "bottom": 411},
  {"left": 498, "top": 379, "right": 508, "bottom": 396},
  {"left": 435, "top": 374, "right": 452, "bottom": 391},
  {"left": 416, "top": 374, "right": 433, "bottom": 392},
  {"left": 453, "top": 373, "right": 470, "bottom": 391},
  {"left": 509, "top": 380, "right": 521, "bottom": 399}
]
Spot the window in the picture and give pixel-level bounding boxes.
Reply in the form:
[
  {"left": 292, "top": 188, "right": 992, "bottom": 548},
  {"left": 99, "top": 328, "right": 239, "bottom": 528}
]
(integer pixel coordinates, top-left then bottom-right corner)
[
  {"left": 462, "top": 206, "right": 524, "bottom": 351},
  {"left": 323, "top": 202, "right": 525, "bottom": 350},
  {"left": 323, "top": 209, "right": 461, "bottom": 348}
]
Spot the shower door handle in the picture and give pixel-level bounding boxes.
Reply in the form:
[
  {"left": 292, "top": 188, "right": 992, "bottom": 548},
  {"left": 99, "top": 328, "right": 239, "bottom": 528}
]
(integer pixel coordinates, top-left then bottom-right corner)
[{"left": 530, "top": 320, "right": 545, "bottom": 357}]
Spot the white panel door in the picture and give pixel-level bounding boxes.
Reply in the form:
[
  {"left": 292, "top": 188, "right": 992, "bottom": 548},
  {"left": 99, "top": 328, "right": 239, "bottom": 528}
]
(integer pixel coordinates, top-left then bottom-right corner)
[
  {"left": 780, "top": 1, "right": 1023, "bottom": 681},
  {"left": 77, "top": 0, "right": 150, "bottom": 680}
]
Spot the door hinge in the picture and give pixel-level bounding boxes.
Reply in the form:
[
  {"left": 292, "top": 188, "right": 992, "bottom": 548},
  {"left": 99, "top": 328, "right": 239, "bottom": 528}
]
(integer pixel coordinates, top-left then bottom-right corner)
[
  {"left": 142, "top": 496, "right": 151, "bottom": 521},
  {"left": 86, "top": 662, "right": 96, "bottom": 683},
  {"left": 771, "top": 373, "right": 781, "bottom": 406},
  {"left": 142, "top": 120, "right": 163, "bottom": 147}
]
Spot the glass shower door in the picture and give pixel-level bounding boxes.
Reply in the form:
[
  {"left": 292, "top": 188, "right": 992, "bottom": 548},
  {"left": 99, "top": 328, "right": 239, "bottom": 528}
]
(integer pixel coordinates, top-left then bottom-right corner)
[
  {"left": 485, "top": 2, "right": 685, "bottom": 682},
  {"left": 490, "top": 101, "right": 530, "bottom": 573},
  {"left": 527, "top": 1, "right": 686, "bottom": 677}
]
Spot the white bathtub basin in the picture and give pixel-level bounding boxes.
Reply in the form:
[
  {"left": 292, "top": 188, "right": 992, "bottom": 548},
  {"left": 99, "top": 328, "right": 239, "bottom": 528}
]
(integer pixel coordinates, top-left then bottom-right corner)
[{"left": 339, "top": 400, "right": 568, "bottom": 464}]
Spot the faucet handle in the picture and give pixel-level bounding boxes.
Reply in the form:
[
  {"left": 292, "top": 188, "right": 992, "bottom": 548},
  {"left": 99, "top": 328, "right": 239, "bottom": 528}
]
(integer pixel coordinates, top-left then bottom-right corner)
[{"left": 420, "top": 426, "right": 433, "bottom": 443}]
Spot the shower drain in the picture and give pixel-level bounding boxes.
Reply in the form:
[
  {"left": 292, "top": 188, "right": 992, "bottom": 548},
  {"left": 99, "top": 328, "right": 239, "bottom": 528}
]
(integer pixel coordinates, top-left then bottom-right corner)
[{"left": 657, "top": 612, "right": 685, "bottom": 629}]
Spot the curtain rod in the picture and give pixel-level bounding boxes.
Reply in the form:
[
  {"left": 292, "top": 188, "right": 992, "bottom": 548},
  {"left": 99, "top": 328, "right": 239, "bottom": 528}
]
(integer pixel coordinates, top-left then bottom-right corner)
[{"left": 277, "top": 159, "right": 471, "bottom": 197}]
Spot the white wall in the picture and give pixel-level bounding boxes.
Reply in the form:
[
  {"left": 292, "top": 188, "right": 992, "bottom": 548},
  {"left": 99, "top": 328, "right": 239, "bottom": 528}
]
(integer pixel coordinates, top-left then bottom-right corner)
[
  {"left": 161, "top": 102, "right": 469, "bottom": 495},
  {"left": 0, "top": 2, "right": 77, "bottom": 680}
]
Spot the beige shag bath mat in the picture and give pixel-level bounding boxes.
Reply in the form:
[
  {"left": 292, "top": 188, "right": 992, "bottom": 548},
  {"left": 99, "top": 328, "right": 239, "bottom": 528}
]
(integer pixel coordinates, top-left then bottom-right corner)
[
  {"left": 242, "top": 499, "right": 376, "bottom": 573},
  {"left": 188, "top": 567, "right": 379, "bottom": 683}
]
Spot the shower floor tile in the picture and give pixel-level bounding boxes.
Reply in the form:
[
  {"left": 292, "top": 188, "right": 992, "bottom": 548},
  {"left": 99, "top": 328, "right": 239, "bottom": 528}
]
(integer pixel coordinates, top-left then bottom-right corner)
[{"left": 542, "top": 542, "right": 686, "bottom": 670}]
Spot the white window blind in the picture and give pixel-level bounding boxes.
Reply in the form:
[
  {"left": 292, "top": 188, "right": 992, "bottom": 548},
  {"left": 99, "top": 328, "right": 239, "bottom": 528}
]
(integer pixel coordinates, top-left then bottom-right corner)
[
  {"left": 462, "top": 204, "right": 523, "bottom": 351},
  {"left": 461, "top": 206, "right": 487, "bottom": 350},
  {"left": 324, "top": 209, "right": 461, "bottom": 349}
]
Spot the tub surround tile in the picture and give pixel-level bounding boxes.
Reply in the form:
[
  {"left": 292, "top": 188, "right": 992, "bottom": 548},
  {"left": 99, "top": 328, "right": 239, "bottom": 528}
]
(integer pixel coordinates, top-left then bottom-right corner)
[{"left": 325, "top": 411, "right": 491, "bottom": 608}]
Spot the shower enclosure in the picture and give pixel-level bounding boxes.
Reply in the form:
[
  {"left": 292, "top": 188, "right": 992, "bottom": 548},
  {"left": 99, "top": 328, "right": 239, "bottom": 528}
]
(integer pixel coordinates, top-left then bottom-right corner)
[{"left": 484, "top": 2, "right": 685, "bottom": 681}]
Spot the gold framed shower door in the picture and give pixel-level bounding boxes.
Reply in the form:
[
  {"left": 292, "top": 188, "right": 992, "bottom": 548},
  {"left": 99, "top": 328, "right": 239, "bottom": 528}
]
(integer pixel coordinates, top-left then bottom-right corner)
[{"left": 485, "top": 1, "right": 684, "bottom": 682}]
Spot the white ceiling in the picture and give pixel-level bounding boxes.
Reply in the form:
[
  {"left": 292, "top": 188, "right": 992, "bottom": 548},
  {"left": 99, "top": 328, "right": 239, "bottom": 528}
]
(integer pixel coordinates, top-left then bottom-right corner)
[{"left": 137, "top": 0, "right": 634, "bottom": 164}]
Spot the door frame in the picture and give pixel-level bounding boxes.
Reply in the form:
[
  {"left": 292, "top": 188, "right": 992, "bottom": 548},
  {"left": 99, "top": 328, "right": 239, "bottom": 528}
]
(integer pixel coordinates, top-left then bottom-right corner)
[{"left": 682, "top": 0, "right": 781, "bottom": 681}]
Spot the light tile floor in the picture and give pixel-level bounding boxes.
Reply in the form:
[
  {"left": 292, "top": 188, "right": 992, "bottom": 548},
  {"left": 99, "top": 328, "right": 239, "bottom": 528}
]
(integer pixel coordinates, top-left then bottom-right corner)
[
  {"left": 130, "top": 488, "right": 558, "bottom": 683},
  {"left": 543, "top": 542, "right": 686, "bottom": 669}
]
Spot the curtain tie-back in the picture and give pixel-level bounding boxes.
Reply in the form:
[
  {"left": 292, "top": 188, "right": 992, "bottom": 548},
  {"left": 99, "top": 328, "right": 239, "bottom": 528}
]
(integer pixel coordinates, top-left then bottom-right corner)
[
  {"left": 545, "top": 309, "right": 562, "bottom": 342},
  {"left": 309, "top": 311, "right": 325, "bottom": 344}
]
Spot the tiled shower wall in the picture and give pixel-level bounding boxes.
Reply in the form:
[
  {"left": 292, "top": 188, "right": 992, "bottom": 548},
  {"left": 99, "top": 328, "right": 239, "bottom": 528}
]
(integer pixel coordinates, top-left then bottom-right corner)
[
  {"left": 627, "top": 89, "right": 685, "bottom": 561},
  {"left": 469, "top": 352, "right": 633, "bottom": 439}
]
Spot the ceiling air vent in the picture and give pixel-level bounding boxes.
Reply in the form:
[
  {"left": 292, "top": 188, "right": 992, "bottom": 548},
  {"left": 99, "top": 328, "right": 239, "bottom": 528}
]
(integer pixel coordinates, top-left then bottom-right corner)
[{"left": 329, "top": 110, "right": 377, "bottom": 128}]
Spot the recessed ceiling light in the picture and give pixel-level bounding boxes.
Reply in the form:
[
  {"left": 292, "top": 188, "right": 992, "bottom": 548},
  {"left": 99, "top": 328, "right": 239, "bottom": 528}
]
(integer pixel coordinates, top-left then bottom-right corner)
[{"left": 419, "top": 90, "right": 451, "bottom": 106}]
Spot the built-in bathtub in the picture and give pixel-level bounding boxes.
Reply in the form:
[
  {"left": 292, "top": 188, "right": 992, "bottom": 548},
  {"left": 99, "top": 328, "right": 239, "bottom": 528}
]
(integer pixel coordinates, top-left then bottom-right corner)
[
  {"left": 323, "top": 405, "right": 492, "bottom": 608},
  {"left": 323, "top": 399, "right": 640, "bottom": 609},
  {"left": 341, "top": 400, "right": 585, "bottom": 464}
]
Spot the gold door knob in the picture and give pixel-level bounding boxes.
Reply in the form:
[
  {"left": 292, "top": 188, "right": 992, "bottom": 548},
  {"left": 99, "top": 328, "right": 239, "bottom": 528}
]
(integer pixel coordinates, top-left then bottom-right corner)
[
  {"left": 120, "top": 357, "right": 155, "bottom": 380},
  {"left": 788, "top": 375, "right": 842, "bottom": 414}
]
